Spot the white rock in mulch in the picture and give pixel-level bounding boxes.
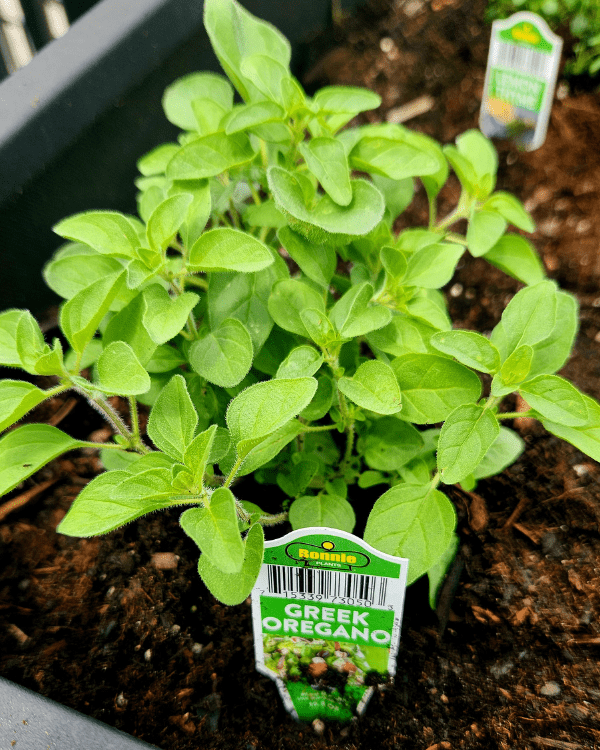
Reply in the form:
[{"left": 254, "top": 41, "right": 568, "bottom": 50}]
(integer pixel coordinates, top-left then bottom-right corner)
[
  {"left": 540, "top": 681, "right": 561, "bottom": 697},
  {"left": 151, "top": 552, "right": 179, "bottom": 570}
]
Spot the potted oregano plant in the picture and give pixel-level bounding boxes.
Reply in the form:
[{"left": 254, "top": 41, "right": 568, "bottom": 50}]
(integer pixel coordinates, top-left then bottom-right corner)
[{"left": 1, "top": 0, "right": 598, "bottom": 615}]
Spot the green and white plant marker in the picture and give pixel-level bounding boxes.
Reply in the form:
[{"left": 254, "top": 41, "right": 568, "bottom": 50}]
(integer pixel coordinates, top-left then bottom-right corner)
[
  {"left": 480, "top": 12, "right": 562, "bottom": 150},
  {"left": 0, "top": 0, "right": 599, "bottom": 725},
  {"left": 251, "top": 528, "right": 408, "bottom": 722}
]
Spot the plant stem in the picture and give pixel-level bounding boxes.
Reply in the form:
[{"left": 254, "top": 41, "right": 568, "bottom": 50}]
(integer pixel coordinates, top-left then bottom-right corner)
[
  {"left": 427, "top": 192, "right": 437, "bottom": 229},
  {"left": 259, "top": 511, "right": 288, "bottom": 526},
  {"left": 249, "top": 182, "right": 262, "bottom": 206},
  {"left": 71, "top": 383, "right": 133, "bottom": 442},
  {"left": 184, "top": 275, "right": 209, "bottom": 290},
  {"left": 498, "top": 410, "right": 534, "bottom": 420},
  {"left": 300, "top": 423, "right": 337, "bottom": 433},
  {"left": 224, "top": 455, "right": 245, "bottom": 488},
  {"left": 128, "top": 396, "right": 149, "bottom": 453}
]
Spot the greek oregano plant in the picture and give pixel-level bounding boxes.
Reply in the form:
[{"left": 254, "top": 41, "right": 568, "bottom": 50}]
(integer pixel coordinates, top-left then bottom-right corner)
[{"left": 0, "top": 0, "right": 597, "bottom": 608}]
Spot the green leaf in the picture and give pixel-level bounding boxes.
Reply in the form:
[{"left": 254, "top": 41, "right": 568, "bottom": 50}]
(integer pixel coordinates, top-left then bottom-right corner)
[
  {"left": 204, "top": 0, "right": 291, "bottom": 102},
  {"left": 226, "top": 377, "right": 317, "bottom": 449},
  {"left": 482, "top": 191, "right": 535, "bottom": 233},
  {"left": 64, "top": 339, "right": 103, "bottom": 372},
  {"left": 189, "top": 318, "right": 253, "bottom": 388},
  {"left": 298, "top": 137, "right": 352, "bottom": 206},
  {"left": 243, "top": 200, "right": 286, "bottom": 230},
  {"left": 0, "top": 425, "right": 83, "bottom": 497},
  {"left": 197, "top": 523, "right": 264, "bottom": 606},
  {"left": 268, "top": 279, "right": 325, "bottom": 337},
  {"left": 60, "top": 271, "right": 126, "bottom": 354},
  {"left": 520, "top": 375, "right": 589, "bottom": 426},
  {"left": 492, "top": 281, "right": 557, "bottom": 360},
  {"left": 180, "top": 488, "right": 244, "bottom": 573},
  {"left": 277, "top": 227, "right": 335, "bottom": 289},
  {"left": 162, "top": 72, "right": 233, "bottom": 130},
  {"left": 472, "top": 426, "right": 525, "bottom": 480},
  {"left": 431, "top": 330, "right": 500, "bottom": 374},
  {"left": 137, "top": 143, "right": 180, "bottom": 176},
  {"left": 141, "top": 285, "right": 199, "bottom": 345},
  {"left": 371, "top": 175, "right": 415, "bottom": 223},
  {"left": 361, "top": 417, "right": 423, "bottom": 471},
  {"left": 364, "top": 482, "right": 456, "bottom": 585},
  {"left": 268, "top": 167, "right": 384, "bottom": 239},
  {"left": 96, "top": 342, "right": 151, "bottom": 395},
  {"left": 208, "top": 266, "right": 282, "bottom": 353},
  {"left": 289, "top": 493, "right": 355, "bottom": 533},
  {"left": 43, "top": 251, "right": 124, "bottom": 301},
  {"left": 166, "top": 132, "right": 256, "bottom": 181},
  {"left": 339, "top": 360, "right": 401, "bottom": 415},
  {"left": 529, "top": 291, "right": 578, "bottom": 376},
  {"left": 225, "top": 100, "right": 285, "bottom": 134},
  {"left": 466, "top": 210, "right": 507, "bottom": 257},
  {"left": 103, "top": 292, "right": 157, "bottom": 366},
  {"left": 492, "top": 345, "right": 533, "bottom": 396},
  {"left": 57, "top": 469, "right": 174, "bottom": 537},
  {"left": 53, "top": 211, "right": 139, "bottom": 258},
  {"left": 147, "top": 374, "right": 197, "bottom": 461},
  {"left": 442, "top": 145, "right": 478, "bottom": 195},
  {"left": 392, "top": 353, "right": 481, "bottom": 424},
  {"left": 313, "top": 86, "right": 381, "bottom": 125},
  {"left": 329, "top": 282, "right": 391, "bottom": 338},
  {"left": 237, "top": 420, "right": 302, "bottom": 477},
  {"left": 276, "top": 346, "right": 323, "bottom": 379},
  {"left": 437, "top": 404, "right": 499, "bottom": 484},
  {"left": 0, "top": 310, "right": 25, "bottom": 367},
  {"left": 428, "top": 533, "right": 459, "bottom": 609},
  {"left": 277, "top": 457, "right": 319, "bottom": 498},
  {"left": 541, "top": 395, "right": 600, "bottom": 463},
  {"left": 456, "top": 129, "right": 497, "bottom": 198},
  {"left": 404, "top": 242, "right": 465, "bottom": 288},
  {"left": 483, "top": 234, "right": 545, "bottom": 286},
  {"left": 300, "top": 374, "right": 335, "bottom": 421},
  {"left": 350, "top": 136, "right": 439, "bottom": 181},
  {"left": 15, "top": 311, "right": 45, "bottom": 374},
  {"left": 406, "top": 294, "right": 451, "bottom": 331},
  {"left": 0, "top": 381, "right": 49, "bottom": 433},
  {"left": 299, "top": 309, "right": 337, "bottom": 348},
  {"left": 367, "top": 315, "right": 438, "bottom": 358},
  {"left": 239, "top": 53, "right": 288, "bottom": 103},
  {"left": 183, "top": 424, "right": 218, "bottom": 491},
  {"left": 189, "top": 228, "right": 273, "bottom": 273},
  {"left": 146, "top": 194, "right": 193, "bottom": 254}
]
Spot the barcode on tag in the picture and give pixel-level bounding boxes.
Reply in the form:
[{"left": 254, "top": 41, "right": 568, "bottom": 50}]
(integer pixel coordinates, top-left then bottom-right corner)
[
  {"left": 495, "top": 43, "right": 549, "bottom": 79},
  {"left": 265, "top": 564, "right": 391, "bottom": 607}
]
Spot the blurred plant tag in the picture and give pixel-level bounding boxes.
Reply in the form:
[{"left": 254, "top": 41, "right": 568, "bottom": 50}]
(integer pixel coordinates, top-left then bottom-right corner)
[
  {"left": 251, "top": 527, "right": 408, "bottom": 722},
  {"left": 480, "top": 11, "right": 562, "bottom": 151}
]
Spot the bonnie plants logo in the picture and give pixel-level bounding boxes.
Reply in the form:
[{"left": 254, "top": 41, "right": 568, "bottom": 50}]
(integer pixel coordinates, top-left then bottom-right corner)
[{"left": 285, "top": 540, "right": 370, "bottom": 571}]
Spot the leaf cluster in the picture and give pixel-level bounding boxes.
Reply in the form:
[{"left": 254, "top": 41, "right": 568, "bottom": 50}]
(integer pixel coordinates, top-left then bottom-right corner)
[{"left": 1, "top": 0, "right": 598, "bottom": 607}]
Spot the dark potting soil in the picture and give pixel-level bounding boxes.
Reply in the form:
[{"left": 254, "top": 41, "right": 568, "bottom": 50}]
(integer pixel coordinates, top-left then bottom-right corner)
[{"left": 2, "top": 1, "right": 600, "bottom": 748}]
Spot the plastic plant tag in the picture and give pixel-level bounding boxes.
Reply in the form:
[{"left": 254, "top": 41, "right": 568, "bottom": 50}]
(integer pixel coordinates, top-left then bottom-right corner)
[
  {"left": 251, "top": 527, "right": 409, "bottom": 722},
  {"left": 480, "top": 11, "right": 562, "bottom": 151}
]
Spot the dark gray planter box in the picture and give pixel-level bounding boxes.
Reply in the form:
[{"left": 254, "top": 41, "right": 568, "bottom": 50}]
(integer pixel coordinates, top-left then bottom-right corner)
[{"left": 0, "top": 0, "right": 363, "bottom": 746}]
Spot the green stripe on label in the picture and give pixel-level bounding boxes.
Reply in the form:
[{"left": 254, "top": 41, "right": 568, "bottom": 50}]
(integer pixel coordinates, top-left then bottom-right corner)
[{"left": 490, "top": 68, "right": 545, "bottom": 113}]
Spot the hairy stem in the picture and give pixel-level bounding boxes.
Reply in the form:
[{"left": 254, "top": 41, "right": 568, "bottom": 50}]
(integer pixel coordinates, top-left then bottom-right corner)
[{"left": 71, "top": 384, "right": 132, "bottom": 442}]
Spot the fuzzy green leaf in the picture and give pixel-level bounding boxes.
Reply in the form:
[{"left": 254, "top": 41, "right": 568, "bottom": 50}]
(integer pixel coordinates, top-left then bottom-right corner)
[
  {"left": 289, "top": 493, "right": 355, "bottom": 533},
  {"left": 146, "top": 194, "right": 193, "bottom": 254},
  {"left": 482, "top": 191, "right": 535, "bottom": 233},
  {"left": 338, "top": 360, "right": 401, "bottom": 415},
  {"left": 483, "top": 234, "right": 546, "bottom": 286},
  {"left": 96, "top": 342, "right": 151, "bottom": 396},
  {"left": 541, "top": 395, "right": 600, "bottom": 463},
  {"left": 147, "top": 374, "right": 198, "bottom": 461},
  {"left": 392, "top": 353, "right": 481, "bottom": 424},
  {"left": 277, "top": 226, "right": 336, "bottom": 289},
  {"left": 197, "top": 523, "right": 264, "bottom": 606},
  {"left": 53, "top": 211, "right": 139, "bottom": 258},
  {"left": 189, "top": 318, "right": 253, "bottom": 388},
  {"left": 166, "top": 132, "right": 255, "bottom": 181},
  {"left": 162, "top": 72, "right": 233, "bottom": 130},
  {"left": 362, "top": 417, "right": 423, "bottom": 471},
  {"left": 0, "top": 425, "right": 83, "bottom": 498},
  {"left": 189, "top": 228, "right": 273, "bottom": 273},
  {"left": 268, "top": 279, "right": 326, "bottom": 337},
  {"left": 298, "top": 137, "right": 352, "bottom": 206},
  {"left": 180, "top": 487, "right": 244, "bottom": 573},
  {"left": 0, "top": 381, "right": 49, "bottom": 433},
  {"left": 520, "top": 375, "right": 589, "bottom": 426},
  {"left": 142, "top": 285, "right": 199, "bottom": 345},
  {"left": 276, "top": 346, "right": 323, "bottom": 379},
  {"left": 437, "top": 404, "right": 499, "bottom": 484},
  {"left": 466, "top": 210, "right": 507, "bottom": 257},
  {"left": 472, "top": 426, "right": 525, "bottom": 480},
  {"left": 364, "top": 482, "right": 456, "bottom": 585},
  {"left": 404, "top": 242, "right": 465, "bottom": 288},
  {"left": 431, "top": 330, "right": 500, "bottom": 374}
]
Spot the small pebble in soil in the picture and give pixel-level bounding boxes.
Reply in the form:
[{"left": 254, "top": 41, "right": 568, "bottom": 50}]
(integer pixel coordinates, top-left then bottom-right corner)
[
  {"left": 312, "top": 719, "right": 325, "bottom": 736},
  {"left": 192, "top": 643, "right": 203, "bottom": 655},
  {"left": 573, "top": 464, "right": 589, "bottom": 477},
  {"left": 151, "top": 552, "right": 178, "bottom": 570},
  {"left": 144, "top": 649, "right": 152, "bottom": 662},
  {"left": 540, "top": 681, "right": 561, "bottom": 697},
  {"left": 449, "top": 283, "right": 463, "bottom": 297},
  {"left": 116, "top": 693, "right": 127, "bottom": 707},
  {"left": 170, "top": 624, "right": 181, "bottom": 635}
]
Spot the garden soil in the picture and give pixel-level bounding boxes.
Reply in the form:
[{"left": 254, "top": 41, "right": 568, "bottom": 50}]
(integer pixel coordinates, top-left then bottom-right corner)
[{"left": 2, "top": 0, "right": 600, "bottom": 748}]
